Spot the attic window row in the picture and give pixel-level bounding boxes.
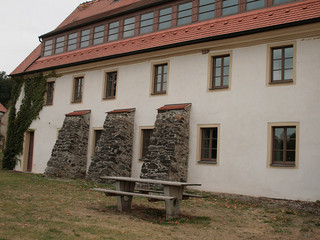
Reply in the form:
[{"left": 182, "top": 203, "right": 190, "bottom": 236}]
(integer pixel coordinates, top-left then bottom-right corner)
[{"left": 42, "top": 0, "right": 295, "bottom": 57}]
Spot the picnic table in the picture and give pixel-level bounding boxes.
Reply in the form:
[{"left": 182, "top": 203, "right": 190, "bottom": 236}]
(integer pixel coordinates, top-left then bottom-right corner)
[{"left": 92, "top": 176, "right": 201, "bottom": 219}]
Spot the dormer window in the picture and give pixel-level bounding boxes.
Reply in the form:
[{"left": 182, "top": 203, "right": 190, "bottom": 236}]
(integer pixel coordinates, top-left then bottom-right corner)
[
  {"left": 222, "top": 0, "right": 239, "bottom": 16},
  {"left": 177, "top": 2, "right": 193, "bottom": 26},
  {"left": 67, "top": 33, "right": 78, "bottom": 51},
  {"left": 55, "top": 36, "right": 65, "bottom": 54},
  {"left": 140, "top": 12, "right": 154, "bottom": 34},
  {"left": 80, "top": 29, "right": 91, "bottom": 48},
  {"left": 43, "top": 39, "right": 53, "bottom": 57},
  {"left": 159, "top": 7, "right": 172, "bottom": 30},
  {"left": 108, "top": 21, "right": 119, "bottom": 41},
  {"left": 199, "top": 0, "right": 215, "bottom": 21},
  {"left": 93, "top": 25, "right": 105, "bottom": 45},
  {"left": 123, "top": 17, "right": 135, "bottom": 38}
]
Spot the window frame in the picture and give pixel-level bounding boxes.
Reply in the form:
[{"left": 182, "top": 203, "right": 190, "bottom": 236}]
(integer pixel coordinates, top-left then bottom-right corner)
[
  {"left": 197, "top": 124, "right": 220, "bottom": 164},
  {"left": 92, "top": 128, "right": 103, "bottom": 156},
  {"left": 72, "top": 76, "right": 84, "bottom": 103},
  {"left": 139, "top": 126, "right": 154, "bottom": 161},
  {"left": 43, "top": 39, "right": 54, "bottom": 57},
  {"left": 45, "top": 81, "right": 55, "bottom": 106},
  {"left": 104, "top": 70, "right": 118, "bottom": 100},
  {"left": 208, "top": 51, "right": 232, "bottom": 91},
  {"left": 267, "top": 42, "right": 296, "bottom": 86},
  {"left": 93, "top": 24, "right": 105, "bottom": 45},
  {"left": 151, "top": 61, "right": 169, "bottom": 95},
  {"left": 267, "top": 122, "right": 299, "bottom": 168},
  {"left": 80, "top": 29, "right": 91, "bottom": 48},
  {"left": 55, "top": 35, "right": 65, "bottom": 54},
  {"left": 177, "top": 1, "right": 193, "bottom": 26},
  {"left": 67, "top": 32, "right": 78, "bottom": 51}
]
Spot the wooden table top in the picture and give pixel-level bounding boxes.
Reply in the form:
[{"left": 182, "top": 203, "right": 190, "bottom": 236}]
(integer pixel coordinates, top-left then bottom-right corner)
[{"left": 101, "top": 176, "right": 201, "bottom": 187}]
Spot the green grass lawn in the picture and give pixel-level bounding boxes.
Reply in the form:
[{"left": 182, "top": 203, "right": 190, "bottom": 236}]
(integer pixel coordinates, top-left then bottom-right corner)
[{"left": 0, "top": 170, "right": 319, "bottom": 240}]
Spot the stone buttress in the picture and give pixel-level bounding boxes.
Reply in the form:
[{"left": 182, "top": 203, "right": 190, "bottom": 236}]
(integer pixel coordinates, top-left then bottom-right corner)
[
  {"left": 87, "top": 108, "right": 135, "bottom": 182},
  {"left": 140, "top": 103, "right": 191, "bottom": 183},
  {"left": 44, "top": 110, "right": 91, "bottom": 179}
]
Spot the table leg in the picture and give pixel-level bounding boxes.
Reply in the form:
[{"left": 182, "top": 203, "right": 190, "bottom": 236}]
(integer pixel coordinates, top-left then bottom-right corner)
[
  {"left": 163, "top": 186, "right": 184, "bottom": 219},
  {"left": 115, "top": 181, "right": 135, "bottom": 212}
]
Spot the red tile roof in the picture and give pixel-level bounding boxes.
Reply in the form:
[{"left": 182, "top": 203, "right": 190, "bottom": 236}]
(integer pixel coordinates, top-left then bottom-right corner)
[
  {"left": 65, "top": 110, "right": 91, "bottom": 116},
  {"left": 107, "top": 108, "right": 136, "bottom": 114},
  {"left": 50, "top": 0, "right": 160, "bottom": 35},
  {"left": 0, "top": 103, "right": 7, "bottom": 113},
  {"left": 11, "top": 0, "right": 320, "bottom": 76},
  {"left": 157, "top": 103, "right": 191, "bottom": 112}
]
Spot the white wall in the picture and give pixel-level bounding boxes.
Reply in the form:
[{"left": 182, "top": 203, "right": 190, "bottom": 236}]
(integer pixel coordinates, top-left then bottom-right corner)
[{"left": 19, "top": 36, "right": 320, "bottom": 201}]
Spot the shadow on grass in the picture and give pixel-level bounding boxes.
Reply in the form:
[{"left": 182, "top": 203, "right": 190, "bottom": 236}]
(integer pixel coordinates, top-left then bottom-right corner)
[{"left": 89, "top": 203, "right": 211, "bottom": 226}]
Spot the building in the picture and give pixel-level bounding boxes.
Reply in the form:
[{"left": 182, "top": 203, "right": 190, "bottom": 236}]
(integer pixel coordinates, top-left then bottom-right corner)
[{"left": 11, "top": 0, "right": 320, "bottom": 201}]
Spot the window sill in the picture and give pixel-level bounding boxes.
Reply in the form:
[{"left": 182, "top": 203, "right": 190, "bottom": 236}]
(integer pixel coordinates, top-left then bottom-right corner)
[
  {"left": 103, "top": 96, "right": 116, "bottom": 100},
  {"left": 270, "top": 163, "right": 295, "bottom": 167},
  {"left": 71, "top": 100, "right": 82, "bottom": 104},
  {"left": 269, "top": 79, "right": 293, "bottom": 84},
  {"left": 209, "top": 86, "right": 229, "bottom": 90},
  {"left": 198, "top": 160, "right": 217, "bottom": 164},
  {"left": 44, "top": 103, "right": 53, "bottom": 106},
  {"left": 151, "top": 92, "right": 166, "bottom": 95}
]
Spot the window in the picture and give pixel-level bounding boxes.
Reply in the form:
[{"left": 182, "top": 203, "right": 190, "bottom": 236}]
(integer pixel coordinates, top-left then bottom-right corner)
[
  {"left": 140, "top": 128, "right": 153, "bottom": 159},
  {"left": 43, "top": 39, "right": 53, "bottom": 56},
  {"left": 273, "top": 0, "right": 291, "bottom": 4},
  {"left": 199, "top": 126, "right": 219, "bottom": 163},
  {"left": 222, "top": 0, "right": 239, "bottom": 16},
  {"left": 73, "top": 77, "right": 83, "bottom": 103},
  {"left": 177, "top": 2, "right": 193, "bottom": 25},
  {"left": 93, "top": 25, "right": 105, "bottom": 45},
  {"left": 105, "top": 71, "right": 117, "bottom": 99},
  {"left": 271, "top": 45, "right": 293, "bottom": 83},
  {"left": 93, "top": 129, "right": 103, "bottom": 153},
  {"left": 80, "top": 29, "right": 91, "bottom": 48},
  {"left": 140, "top": 12, "right": 154, "bottom": 34},
  {"left": 199, "top": 0, "right": 215, "bottom": 21},
  {"left": 153, "top": 63, "right": 168, "bottom": 94},
  {"left": 123, "top": 17, "right": 135, "bottom": 38},
  {"left": 246, "top": 0, "right": 264, "bottom": 10},
  {"left": 67, "top": 33, "right": 78, "bottom": 51},
  {"left": 268, "top": 123, "right": 299, "bottom": 167},
  {"left": 55, "top": 36, "right": 65, "bottom": 54},
  {"left": 159, "top": 7, "right": 172, "bottom": 30},
  {"left": 108, "top": 21, "right": 119, "bottom": 41},
  {"left": 45, "top": 82, "right": 55, "bottom": 105},
  {"left": 211, "top": 55, "right": 230, "bottom": 89}
]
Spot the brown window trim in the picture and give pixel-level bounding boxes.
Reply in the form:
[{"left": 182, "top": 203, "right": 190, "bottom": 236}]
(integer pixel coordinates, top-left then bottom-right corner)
[
  {"left": 45, "top": 81, "right": 55, "bottom": 106},
  {"left": 153, "top": 63, "right": 168, "bottom": 95},
  {"left": 72, "top": 76, "right": 84, "bottom": 103},
  {"left": 271, "top": 126, "right": 296, "bottom": 166},
  {"left": 199, "top": 127, "right": 218, "bottom": 164},
  {"left": 211, "top": 54, "right": 230, "bottom": 89}
]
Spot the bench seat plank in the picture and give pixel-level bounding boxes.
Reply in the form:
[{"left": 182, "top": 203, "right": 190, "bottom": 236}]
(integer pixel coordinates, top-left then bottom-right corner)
[{"left": 91, "top": 188, "right": 175, "bottom": 201}]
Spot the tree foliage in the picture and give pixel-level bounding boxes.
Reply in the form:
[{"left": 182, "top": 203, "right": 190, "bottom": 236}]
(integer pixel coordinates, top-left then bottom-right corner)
[{"left": 0, "top": 71, "right": 13, "bottom": 107}]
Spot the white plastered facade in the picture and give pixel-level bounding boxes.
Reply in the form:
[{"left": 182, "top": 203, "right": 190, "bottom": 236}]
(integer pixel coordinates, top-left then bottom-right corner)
[{"left": 16, "top": 23, "right": 320, "bottom": 201}]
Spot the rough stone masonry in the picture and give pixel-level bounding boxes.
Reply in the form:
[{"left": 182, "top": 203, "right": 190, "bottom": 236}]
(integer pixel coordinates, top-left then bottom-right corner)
[
  {"left": 87, "top": 108, "right": 135, "bottom": 182},
  {"left": 140, "top": 103, "right": 191, "bottom": 183},
  {"left": 44, "top": 110, "right": 91, "bottom": 179}
]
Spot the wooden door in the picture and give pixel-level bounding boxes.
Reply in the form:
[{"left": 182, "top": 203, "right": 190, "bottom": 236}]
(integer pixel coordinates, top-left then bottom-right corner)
[{"left": 27, "top": 131, "right": 34, "bottom": 172}]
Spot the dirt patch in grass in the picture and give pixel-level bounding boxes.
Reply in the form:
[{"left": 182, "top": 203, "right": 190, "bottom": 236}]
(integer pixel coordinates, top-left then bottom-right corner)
[{"left": 0, "top": 170, "right": 319, "bottom": 240}]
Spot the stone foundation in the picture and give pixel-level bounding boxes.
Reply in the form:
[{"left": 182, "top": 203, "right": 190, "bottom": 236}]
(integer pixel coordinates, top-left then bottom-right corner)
[
  {"left": 140, "top": 103, "right": 191, "bottom": 183},
  {"left": 87, "top": 108, "right": 135, "bottom": 182},
  {"left": 44, "top": 110, "right": 90, "bottom": 179}
]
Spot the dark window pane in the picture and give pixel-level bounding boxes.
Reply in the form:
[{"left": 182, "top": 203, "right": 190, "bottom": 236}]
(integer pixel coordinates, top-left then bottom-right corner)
[
  {"left": 199, "top": 0, "right": 215, "bottom": 21},
  {"left": 246, "top": 0, "right": 264, "bottom": 10},
  {"left": 274, "top": 128, "right": 284, "bottom": 139},
  {"left": 222, "top": 0, "right": 239, "bottom": 15},
  {"left": 93, "top": 25, "right": 105, "bottom": 45},
  {"left": 274, "top": 139, "right": 284, "bottom": 149},
  {"left": 81, "top": 29, "right": 90, "bottom": 48},
  {"left": 140, "top": 12, "right": 154, "bottom": 34},
  {"left": 108, "top": 21, "right": 119, "bottom": 41},
  {"left": 123, "top": 17, "right": 135, "bottom": 38},
  {"left": 286, "top": 151, "right": 295, "bottom": 162},
  {"left": 159, "top": 7, "right": 172, "bottom": 30},
  {"left": 273, "top": 150, "right": 283, "bottom": 162},
  {"left": 211, "top": 149, "right": 217, "bottom": 160},
  {"left": 177, "top": 2, "right": 192, "bottom": 25}
]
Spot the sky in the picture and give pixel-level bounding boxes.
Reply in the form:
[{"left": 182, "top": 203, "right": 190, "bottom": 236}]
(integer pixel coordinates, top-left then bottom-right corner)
[{"left": 0, "top": 0, "right": 86, "bottom": 75}]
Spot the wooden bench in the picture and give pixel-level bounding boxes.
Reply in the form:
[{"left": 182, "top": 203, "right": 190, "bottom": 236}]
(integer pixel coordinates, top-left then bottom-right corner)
[{"left": 92, "top": 176, "right": 201, "bottom": 220}]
